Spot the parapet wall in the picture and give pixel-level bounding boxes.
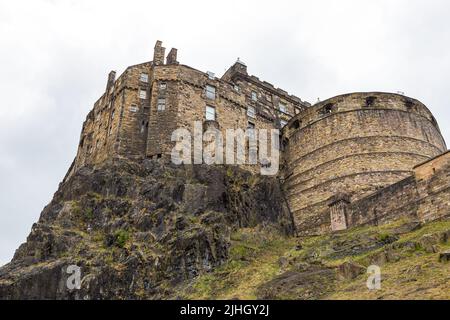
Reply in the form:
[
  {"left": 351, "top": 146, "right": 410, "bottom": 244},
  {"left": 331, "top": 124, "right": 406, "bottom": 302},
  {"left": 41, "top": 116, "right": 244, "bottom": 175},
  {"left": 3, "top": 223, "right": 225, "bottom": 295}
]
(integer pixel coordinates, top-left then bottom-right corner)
[{"left": 340, "top": 151, "right": 450, "bottom": 228}]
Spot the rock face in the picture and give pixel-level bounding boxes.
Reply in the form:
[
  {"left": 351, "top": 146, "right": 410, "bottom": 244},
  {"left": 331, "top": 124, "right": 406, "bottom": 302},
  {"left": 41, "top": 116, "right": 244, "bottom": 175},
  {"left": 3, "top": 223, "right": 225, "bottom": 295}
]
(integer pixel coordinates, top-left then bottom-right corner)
[{"left": 0, "top": 159, "right": 293, "bottom": 300}]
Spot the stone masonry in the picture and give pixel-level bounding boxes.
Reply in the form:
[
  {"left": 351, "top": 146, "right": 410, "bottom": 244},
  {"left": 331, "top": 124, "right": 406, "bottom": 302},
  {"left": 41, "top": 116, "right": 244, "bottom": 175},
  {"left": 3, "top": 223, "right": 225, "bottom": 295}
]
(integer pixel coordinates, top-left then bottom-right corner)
[{"left": 65, "top": 41, "right": 450, "bottom": 236}]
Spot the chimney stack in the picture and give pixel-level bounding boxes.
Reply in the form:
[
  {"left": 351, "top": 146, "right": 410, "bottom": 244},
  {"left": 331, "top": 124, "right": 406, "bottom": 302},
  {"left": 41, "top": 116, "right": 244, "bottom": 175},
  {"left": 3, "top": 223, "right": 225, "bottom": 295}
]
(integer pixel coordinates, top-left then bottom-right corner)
[
  {"left": 106, "top": 71, "right": 116, "bottom": 92},
  {"left": 153, "top": 40, "right": 166, "bottom": 66},
  {"left": 166, "top": 48, "right": 178, "bottom": 65}
]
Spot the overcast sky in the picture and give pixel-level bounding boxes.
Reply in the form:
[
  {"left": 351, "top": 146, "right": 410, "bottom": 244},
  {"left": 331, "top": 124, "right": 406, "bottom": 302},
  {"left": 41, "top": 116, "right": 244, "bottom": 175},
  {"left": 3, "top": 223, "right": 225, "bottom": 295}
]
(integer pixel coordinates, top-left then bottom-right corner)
[{"left": 1, "top": 0, "right": 450, "bottom": 266}]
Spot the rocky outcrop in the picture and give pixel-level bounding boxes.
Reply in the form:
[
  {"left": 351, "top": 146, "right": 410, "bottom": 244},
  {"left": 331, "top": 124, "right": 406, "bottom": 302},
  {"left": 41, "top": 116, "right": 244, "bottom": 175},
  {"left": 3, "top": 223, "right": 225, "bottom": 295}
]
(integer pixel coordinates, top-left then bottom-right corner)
[{"left": 0, "top": 159, "right": 293, "bottom": 300}]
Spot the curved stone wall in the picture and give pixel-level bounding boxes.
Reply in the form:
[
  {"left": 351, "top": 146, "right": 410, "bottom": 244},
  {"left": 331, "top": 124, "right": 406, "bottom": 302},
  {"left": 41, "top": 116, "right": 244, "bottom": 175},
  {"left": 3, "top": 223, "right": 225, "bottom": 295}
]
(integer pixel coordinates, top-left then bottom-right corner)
[{"left": 282, "top": 92, "right": 447, "bottom": 235}]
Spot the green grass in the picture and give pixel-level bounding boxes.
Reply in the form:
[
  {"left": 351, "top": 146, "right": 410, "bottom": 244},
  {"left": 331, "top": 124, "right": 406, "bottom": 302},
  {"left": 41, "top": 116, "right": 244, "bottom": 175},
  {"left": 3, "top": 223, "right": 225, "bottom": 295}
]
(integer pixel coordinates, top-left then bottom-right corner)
[
  {"left": 179, "top": 218, "right": 450, "bottom": 300},
  {"left": 114, "top": 229, "right": 130, "bottom": 248}
]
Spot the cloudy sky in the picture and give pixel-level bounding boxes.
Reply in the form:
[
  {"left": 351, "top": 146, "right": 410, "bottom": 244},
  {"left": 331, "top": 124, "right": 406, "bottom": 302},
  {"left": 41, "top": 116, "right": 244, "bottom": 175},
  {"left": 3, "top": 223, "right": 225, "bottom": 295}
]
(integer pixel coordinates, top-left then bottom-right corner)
[{"left": 1, "top": 0, "right": 450, "bottom": 266}]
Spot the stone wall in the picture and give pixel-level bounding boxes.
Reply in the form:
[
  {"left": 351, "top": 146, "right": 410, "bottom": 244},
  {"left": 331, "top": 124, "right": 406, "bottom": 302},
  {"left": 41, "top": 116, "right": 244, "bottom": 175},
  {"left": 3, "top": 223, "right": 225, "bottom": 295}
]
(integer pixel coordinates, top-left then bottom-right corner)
[{"left": 339, "top": 151, "right": 450, "bottom": 229}]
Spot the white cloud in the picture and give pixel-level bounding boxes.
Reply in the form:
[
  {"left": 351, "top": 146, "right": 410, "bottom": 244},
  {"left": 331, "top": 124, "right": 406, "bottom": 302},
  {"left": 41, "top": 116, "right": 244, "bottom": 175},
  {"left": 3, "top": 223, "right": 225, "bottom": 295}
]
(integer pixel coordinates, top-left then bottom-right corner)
[{"left": 1, "top": 0, "right": 450, "bottom": 265}]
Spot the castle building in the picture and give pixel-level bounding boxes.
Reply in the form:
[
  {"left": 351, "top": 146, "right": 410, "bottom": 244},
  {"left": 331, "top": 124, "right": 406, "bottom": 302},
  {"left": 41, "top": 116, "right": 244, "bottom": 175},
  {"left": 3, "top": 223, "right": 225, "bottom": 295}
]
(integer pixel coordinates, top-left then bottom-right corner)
[
  {"left": 66, "top": 41, "right": 310, "bottom": 179},
  {"left": 66, "top": 41, "right": 450, "bottom": 236}
]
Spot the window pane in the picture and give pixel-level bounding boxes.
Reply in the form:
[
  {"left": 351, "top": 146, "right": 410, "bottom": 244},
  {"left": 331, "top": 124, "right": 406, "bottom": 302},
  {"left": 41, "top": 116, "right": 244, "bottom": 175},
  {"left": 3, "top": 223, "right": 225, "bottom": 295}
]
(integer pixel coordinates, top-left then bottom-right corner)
[
  {"left": 247, "top": 106, "right": 256, "bottom": 118},
  {"left": 140, "top": 73, "right": 149, "bottom": 83},
  {"left": 279, "top": 103, "right": 287, "bottom": 113},
  {"left": 251, "top": 91, "right": 257, "bottom": 101},
  {"left": 157, "top": 98, "right": 166, "bottom": 111},
  {"left": 206, "top": 85, "right": 216, "bottom": 100},
  {"left": 140, "top": 90, "right": 147, "bottom": 99},
  {"left": 206, "top": 106, "right": 215, "bottom": 121}
]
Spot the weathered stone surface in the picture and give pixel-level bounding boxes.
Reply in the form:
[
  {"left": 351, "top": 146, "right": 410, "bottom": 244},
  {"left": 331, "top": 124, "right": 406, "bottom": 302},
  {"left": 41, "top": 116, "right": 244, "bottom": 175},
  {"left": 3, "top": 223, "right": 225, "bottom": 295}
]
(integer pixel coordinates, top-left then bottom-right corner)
[
  {"left": 418, "top": 234, "right": 441, "bottom": 253},
  {"left": 257, "top": 264, "right": 336, "bottom": 300},
  {"left": 337, "top": 262, "right": 366, "bottom": 281},
  {"left": 439, "top": 251, "right": 450, "bottom": 263}
]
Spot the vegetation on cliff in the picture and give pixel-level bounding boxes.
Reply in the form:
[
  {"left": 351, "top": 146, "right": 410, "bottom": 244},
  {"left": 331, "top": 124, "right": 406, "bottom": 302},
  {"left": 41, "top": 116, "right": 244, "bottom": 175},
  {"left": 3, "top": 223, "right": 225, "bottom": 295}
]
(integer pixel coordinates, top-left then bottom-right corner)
[{"left": 0, "top": 158, "right": 449, "bottom": 300}]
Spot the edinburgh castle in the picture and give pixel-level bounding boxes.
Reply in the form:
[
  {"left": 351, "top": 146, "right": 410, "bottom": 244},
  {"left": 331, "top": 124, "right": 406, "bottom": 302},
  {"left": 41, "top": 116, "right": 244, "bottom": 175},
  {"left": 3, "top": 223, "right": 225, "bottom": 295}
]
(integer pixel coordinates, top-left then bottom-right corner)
[{"left": 67, "top": 41, "right": 450, "bottom": 236}]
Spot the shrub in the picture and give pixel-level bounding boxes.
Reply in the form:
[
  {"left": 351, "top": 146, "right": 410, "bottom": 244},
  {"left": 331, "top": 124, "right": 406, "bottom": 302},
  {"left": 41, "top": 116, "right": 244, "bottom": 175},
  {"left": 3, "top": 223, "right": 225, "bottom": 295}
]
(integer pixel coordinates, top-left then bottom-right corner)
[{"left": 114, "top": 229, "right": 130, "bottom": 248}]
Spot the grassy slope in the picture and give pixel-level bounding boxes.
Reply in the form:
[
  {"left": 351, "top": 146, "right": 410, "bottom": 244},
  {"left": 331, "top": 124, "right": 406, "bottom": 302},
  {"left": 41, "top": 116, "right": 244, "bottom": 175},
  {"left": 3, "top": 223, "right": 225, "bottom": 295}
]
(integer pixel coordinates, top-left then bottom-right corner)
[{"left": 180, "top": 218, "right": 450, "bottom": 300}]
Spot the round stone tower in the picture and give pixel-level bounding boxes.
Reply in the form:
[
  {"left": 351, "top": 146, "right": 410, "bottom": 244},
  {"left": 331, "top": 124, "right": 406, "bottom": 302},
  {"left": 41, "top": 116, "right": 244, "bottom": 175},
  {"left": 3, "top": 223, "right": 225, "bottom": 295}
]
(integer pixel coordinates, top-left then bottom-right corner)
[{"left": 281, "top": 92, "right": 447, "bottom": 235}]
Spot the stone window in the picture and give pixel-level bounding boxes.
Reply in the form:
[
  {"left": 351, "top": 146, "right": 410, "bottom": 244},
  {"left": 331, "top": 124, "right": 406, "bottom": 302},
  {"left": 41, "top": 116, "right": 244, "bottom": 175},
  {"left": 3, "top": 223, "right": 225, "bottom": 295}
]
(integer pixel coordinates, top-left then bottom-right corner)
[
  {"left": 247, "top": 106, "right": 256, "bottom": 118},
  {"left": 140, "top": 73, "right": 149, "bottom": 83},
  {"left": 159, "top": 82, "right": 167, "bottom": 90},
  {"left": 365, "top": 96, "right": 377, "bottom": 107},
  {"left": 206, "top": 85, "right": 216, "bottom": 100},
  {"left": 111, "top": 109, "right": 115, "bottom": 119},
  {"left": 206, "top": 105, "right": 216, "bottom": 121},
  {"left": 129, "top": 105, "right": 139, "bottom": 113},
  {"left": 109, "top": 125, "right": 113, "bottom": 136},
  {"left": 279, "top": 103, "right": 287, "bottom": 113},
  {"left": 280, "top": 120, "right": 288, "bottom": 128},
  {"left": 234, "top": 85, "right": 240, "bottom": 92},
  {"left": 157, "top": 98, "right": 166, "bottom": 111},
  {"left": 140, "top": 121, "right": 148, "bottom": 133},
  {"left": 290, "top": 119, "right": 301, "bottom": 130},
  {"left": 251, "top": 91, "right": 258, "bottom": 102},
  {"left": 320, "top": 103, "right": 334, "bottom": 115},
  {"left": 139, "top": 89, "right": 147, "bottom": 99},
  {"left": 247, "top": 121, "right": 256, "bottom": 140}
]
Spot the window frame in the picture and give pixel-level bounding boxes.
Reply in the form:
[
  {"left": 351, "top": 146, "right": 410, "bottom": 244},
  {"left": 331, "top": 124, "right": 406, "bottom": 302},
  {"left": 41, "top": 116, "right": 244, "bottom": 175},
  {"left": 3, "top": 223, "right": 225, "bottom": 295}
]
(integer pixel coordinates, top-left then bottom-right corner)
[
  {"left": 251, "top": 91, "right": 258, "bottom": 102},
  {"left": 139, "top": 89, "right": 147, "bottom": 100},
  {"left": 247, "top": 106, "right": 256, "bottom": 119},
  {"left": 157, "top": 98, "right": 166, "bottom": 111},
  {"left": 205, "top": 105, "right": 216, "bottom": 121},
  {"left": 140, "top": 73, "right": 149, "bottom": 83},
  {"left": 205, "top": 85, "right": 216, "bottom": 100}
]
